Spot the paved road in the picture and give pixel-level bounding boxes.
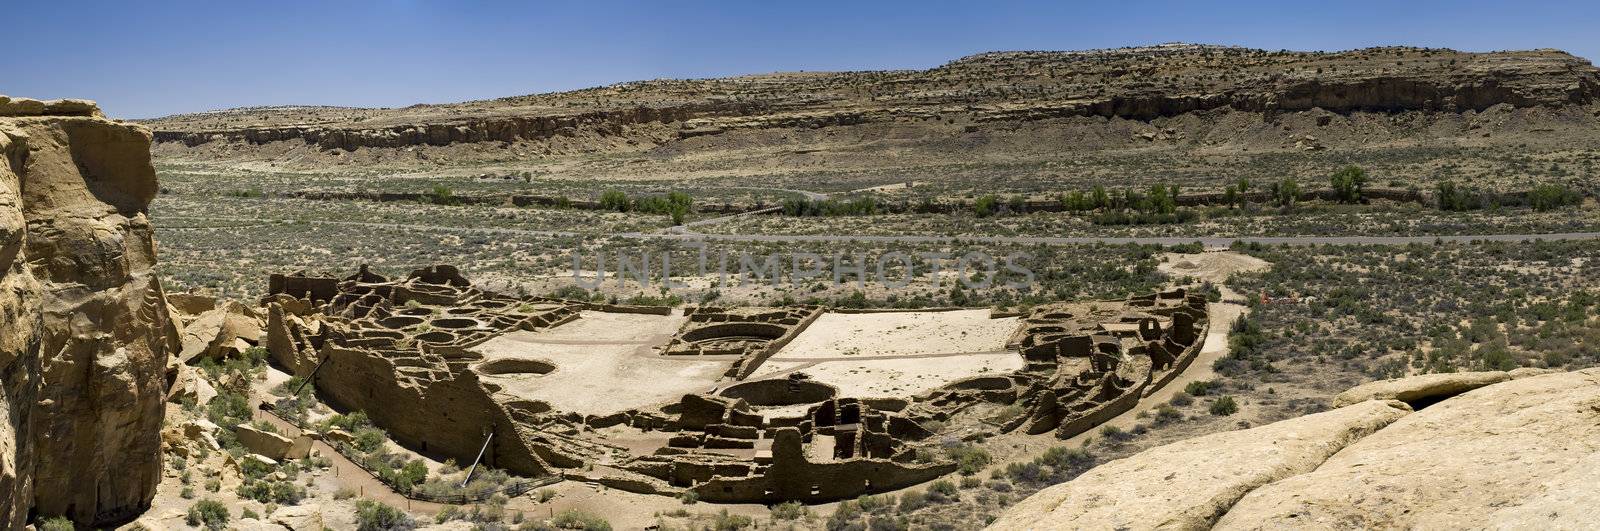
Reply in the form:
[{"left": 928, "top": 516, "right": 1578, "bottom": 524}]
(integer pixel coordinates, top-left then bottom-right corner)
[{"left": 159, "top": 215, "right": 1600, "bottom": 247}]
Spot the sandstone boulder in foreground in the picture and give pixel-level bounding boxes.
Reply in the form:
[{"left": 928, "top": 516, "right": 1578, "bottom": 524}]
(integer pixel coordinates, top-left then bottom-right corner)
[
  {"left": 0, "top": 96, "right": 175, "bottom": 527},
  {"left": 1331, "top": 370, "right": 1509, "bottom": 407},
  {"left": 986, "top": 400, "right": 1412, "bottom": 530},
  {"left": 1217, "top": 368, "right": 1600, "bottom": 529}
]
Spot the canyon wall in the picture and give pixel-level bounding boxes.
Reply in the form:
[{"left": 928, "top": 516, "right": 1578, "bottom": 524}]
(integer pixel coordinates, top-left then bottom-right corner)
[
  {"left": 0, "top": 96, "right": 175, "bottom": 527},
  {"left": 144, "top": 46, "right": 1600, "bottom": 154}
]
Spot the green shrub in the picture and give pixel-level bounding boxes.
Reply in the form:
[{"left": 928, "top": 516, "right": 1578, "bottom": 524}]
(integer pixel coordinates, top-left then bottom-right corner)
[
  {"left": 1528, "top": 183, "right": 1581, "bottom": 211},
  {"left": 354, "top": 499, "right": 415, "bottom": 531},
  {"left": 709, "top": 509, "right": 753, "bottom": 530},
  {"left": 1210, "top": 395, "right": 1240, "bottom": 416},
  {"left": 550, "top": 509, "right": 612, "bottom": 530},
  {"left": 897, "top": 490, "right": 928, "bottom": 512},
  {"left": 598, "top": 190, "right": 630, "bottom": 212},
  {"left": 974, "top": 194, "right": 999, "bottom": 218},
  {"left": 186, "top": 499, "right": 229, "bottom": 530},
  {"left": 944, "top": 443, "right": 992, "bottom": 475},
  {"left": 770, "top": 501, "right": 808, "bottom": 520},
  {"left": 1330, "top": 165, "right": 1367, "bottom": 203},
  {"left": 39, "top": 516, "right": 74, "bottom": 531}
]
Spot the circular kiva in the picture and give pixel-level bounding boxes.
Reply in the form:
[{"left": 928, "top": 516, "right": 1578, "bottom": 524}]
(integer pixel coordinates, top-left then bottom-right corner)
[
  {"left": 378, "top": 315, "right": 425, "bottom": 329},
  {"left": 681, "top": 322, "right": 788, "bottom": 344},
  {"left": 430, "top": 317, "right": 480, "bottom": 329},
  {"left": 719, "top": 378, "right": 838, "bottom": 407},
  {"left": 475, "top": 357, "right": 558, "bottom": 376},
  {"left": 414, "top": 330, "right": 457, "bottom": 343}
]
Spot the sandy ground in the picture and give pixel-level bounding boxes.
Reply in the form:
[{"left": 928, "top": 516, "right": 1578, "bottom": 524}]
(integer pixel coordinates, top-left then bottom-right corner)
[
  {"left": 1158, "top": 250, "right": 1272, "bottom": 283},
  {"left": 748, "top": 310, "right": 1024, "bottom": 398},
  {"left": 471, "top": 310, "right": 735, "bottom": 415},
  {"left": 772, "top": 310, "right": 1017, "bottom": 359}
]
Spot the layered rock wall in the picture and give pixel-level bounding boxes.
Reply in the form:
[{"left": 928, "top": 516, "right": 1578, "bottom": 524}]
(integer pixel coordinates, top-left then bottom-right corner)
[{"left": 0, "top": 96, "right": 175, "bottom": 527}]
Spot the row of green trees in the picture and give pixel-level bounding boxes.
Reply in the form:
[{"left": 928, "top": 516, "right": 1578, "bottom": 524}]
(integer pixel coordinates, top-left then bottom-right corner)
[
  {"left": 599, "top": 189, "right": 692, "bottom": 224},
  {"left": 1437, "top": 181, "right": 1583, "bottom": 212}
]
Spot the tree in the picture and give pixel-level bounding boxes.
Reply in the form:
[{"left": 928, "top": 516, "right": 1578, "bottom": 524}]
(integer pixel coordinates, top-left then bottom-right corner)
[
  {"left": 1528, "top": 183, "right": 1580, "bottom": 211},
  {"left": 1223, "top": 184, "right": 1239, "bottom": 208},
  {"left": 599, "top": 190, "right": 630, "bottom": 212},
  {"left": 1330, "top": 165, "right": 1367, "bottom": 203},
  {"left": 1275, "top": 178, "right": 1300, "bottom": 208},
  {"left": 1436, "top": 181, "right": 1479, "bottom": 211},
  {"left": 974, "top": 194, "right": 999, "bottom": 217},
  {"left": 1091, "top": 185, "right": 1110, "bottom": 210}
]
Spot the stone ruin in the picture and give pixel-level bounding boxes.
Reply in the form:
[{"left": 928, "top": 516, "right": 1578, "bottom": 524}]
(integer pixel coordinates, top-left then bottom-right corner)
[{"left": 261, "top": 265, "right": 1208, "bottom": 504}]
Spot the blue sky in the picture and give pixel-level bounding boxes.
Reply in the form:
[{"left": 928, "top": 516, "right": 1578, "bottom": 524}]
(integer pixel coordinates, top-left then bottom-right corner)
[{"left": 6, "top": 1, "right": 1598, "bottom": 119}]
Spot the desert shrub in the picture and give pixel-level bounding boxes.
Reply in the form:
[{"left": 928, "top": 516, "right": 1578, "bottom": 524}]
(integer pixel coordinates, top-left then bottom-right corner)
[
  {"left": 550, "top": 509, "right": 612, "bottom": 530},
  {"left": 770, "top": 501, "right": 808, "bottom": 520},
  {"left": 355, "top": 500, "right": 415, "bottom": 531},
  {"left": 679, "top": 490, "right": 699, "bottom": 504},
  {"left": 897, "top": 490, "right": 928, "bottom": 512},
  {"left": 186, "top": 499, "right": 229, "bottom": 530},
  {"left": 429, "top": 185, "right": 458, "bottom": 206},
  {"left": 1210, "top": 395, "right": 1240, "bottom": 416},
  {"left": 1153, "top": 404, "right": 1183, "bottom": 424},
  {"left": 926, "top": 480, "right": 959, "bottom": 503},
  {"left": 598, "top": 190, "right": 630, "bottom": 212},
  {"left": 709, "top": 509, "right": 753, "bottom": 530},
  {"left": 944, "top": 443, "right": 992, "bottom": 475},
  {"left": 39, "top": 516, "right": 74, "bottom": 531},
  {"left": 1436, "top": 181, "right": 1483, "bottom": 211},
  {"left": 825, "top": 500, "right": 862, "bottom": 531},
  {"left": 855, "top": 493, "right": 894, "bottom": 513},
  {"left": 1098, "top": 424, "right": 1131, "bottom": 442},
  {"left": 1169, "top": 391, "right": 1194, "bottom": 406}
]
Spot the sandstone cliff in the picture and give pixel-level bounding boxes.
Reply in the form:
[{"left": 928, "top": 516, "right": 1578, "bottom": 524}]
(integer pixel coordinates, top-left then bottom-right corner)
[
  {"left": 0, "top": 95, "right": 176, "bottom": 527},
  {"left": 143, "top": 45, "right": 1600, "bottom": 153}
]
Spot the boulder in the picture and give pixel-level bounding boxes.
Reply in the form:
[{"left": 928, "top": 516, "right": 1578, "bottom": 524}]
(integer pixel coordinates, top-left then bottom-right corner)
[
  {"left": 271, "top": 505, "right": 325, "bottom": 530},
  {"left": 166, "top": 364, "right": 218, "bottom": 407},
  {"left": 1331, "top": 370, "right": 1508, "bottom": 407},
  {"left": 178, "top": 300, "right": 264, "bottom": 363},
  {"left": 1216, "top": 368, "right": 1600, "bottom": 529},
  {"left": 988, "top": 400, "right": 1412, "bottom": 531},
  {"left": 235, "top": 424, "right": 296, "bottom": 460},
  {"left": 167, "top": 293, "right": 217, "bottom": 316}
]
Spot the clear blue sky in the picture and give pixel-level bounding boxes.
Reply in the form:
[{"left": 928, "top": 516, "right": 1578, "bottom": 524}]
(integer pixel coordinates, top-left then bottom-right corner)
[{"left": 6, "top": 1, "right": 1598, "bottom": 119}]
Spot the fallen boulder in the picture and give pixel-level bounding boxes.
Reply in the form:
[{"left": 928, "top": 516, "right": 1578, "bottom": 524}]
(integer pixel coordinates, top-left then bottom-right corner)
[{"left": 234, "top": 424, "right": 310, "bottom": 460}]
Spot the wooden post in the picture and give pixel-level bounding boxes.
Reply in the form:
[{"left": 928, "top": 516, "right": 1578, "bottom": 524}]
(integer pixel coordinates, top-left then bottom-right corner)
[{"left": 462, "top": 430, "right": 496, "bottom": 487}]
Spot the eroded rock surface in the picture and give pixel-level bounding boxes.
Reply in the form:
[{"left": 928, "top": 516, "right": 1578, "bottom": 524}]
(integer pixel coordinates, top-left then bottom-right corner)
[
  {"left": 1331, "top": 370, "right": 1509, "bottom": 407},
  {"left": 0, "top": 97, "right": 175, "bottom": 527},
  {"left": 987, "top": 400, "right": 1411, "bottom": 531},
  {"left": 992, "top": 369, "right": 1600, "bottom": 530},
  {"left": 1217, "top": 368, "right": 1600, "bottom": 529}
]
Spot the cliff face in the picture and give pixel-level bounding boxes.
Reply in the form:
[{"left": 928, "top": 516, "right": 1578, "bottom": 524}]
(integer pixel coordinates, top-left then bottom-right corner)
[
  {"left": 143, "top": 45, "right": 1600, "bottom": 154},
  {"left": 0, "top": 96, "right": 175, "bottom": 527}
]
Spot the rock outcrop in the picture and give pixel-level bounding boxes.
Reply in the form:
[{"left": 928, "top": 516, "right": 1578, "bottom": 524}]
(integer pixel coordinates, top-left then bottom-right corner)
[
  {"left": 1218, "top": 368, "right": 1600, "bottom": 529},
  {"left": 142, "top": 45, "right": 1600, "bottom": 156},
  {"left": 0, "top": 96, "right": 175, "bottom": 527},
  {"left": 1331, "top": 370, "right": 1510, "bottom": 407},
  {"left": 990, "top": 368, "right": 1600, "bottom": 530},
  {"left": 987, "top": 400, "right": 1411, "bottom": 530}
]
